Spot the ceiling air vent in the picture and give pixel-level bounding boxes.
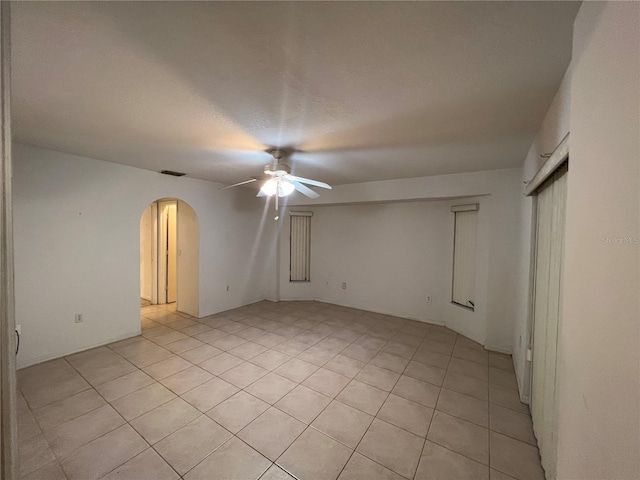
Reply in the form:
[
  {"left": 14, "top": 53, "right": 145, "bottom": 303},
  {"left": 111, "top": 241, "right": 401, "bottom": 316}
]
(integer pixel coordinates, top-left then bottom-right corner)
[{"left": 160, "top": 170, "right": 186, "bottom": 177}]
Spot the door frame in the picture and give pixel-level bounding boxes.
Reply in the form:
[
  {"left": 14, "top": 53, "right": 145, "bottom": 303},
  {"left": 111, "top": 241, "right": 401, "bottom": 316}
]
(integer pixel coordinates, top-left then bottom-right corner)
[{"left": 0, "top": 2, "right": 18, "bottom": 476}]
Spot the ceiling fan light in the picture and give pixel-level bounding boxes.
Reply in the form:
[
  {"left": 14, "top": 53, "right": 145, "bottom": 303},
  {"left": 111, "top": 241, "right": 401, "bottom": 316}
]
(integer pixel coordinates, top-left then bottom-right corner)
[
  {"left": 278, "top": 180, "right": 295, "bottom": 197},
  {"left": 260, "top": 178, "right": 278, "bottom": 196}
]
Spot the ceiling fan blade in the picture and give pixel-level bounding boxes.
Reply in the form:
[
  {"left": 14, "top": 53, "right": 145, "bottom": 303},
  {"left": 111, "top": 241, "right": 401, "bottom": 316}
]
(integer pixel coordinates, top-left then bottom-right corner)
[
  {"left": 289, "top": 179, "right": 320, "bottom": 199},
  {"left": 218, "top": 178, "right": 257, "bottom": 190},
  {"left": 285, "top": 174, "right": 331, "bottom": 190}
]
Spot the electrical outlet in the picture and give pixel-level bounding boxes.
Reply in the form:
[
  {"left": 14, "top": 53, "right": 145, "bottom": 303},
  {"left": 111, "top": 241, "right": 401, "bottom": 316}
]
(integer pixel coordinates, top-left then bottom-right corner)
[
  {"left": 75, "top": 314, "right": 83, "bottom": 324},
  {"left": 341, "top": 282, "right": 347, "bottom": 290},
  {"left": 427, "top": 296, "right": 432, "bottom": 303}
]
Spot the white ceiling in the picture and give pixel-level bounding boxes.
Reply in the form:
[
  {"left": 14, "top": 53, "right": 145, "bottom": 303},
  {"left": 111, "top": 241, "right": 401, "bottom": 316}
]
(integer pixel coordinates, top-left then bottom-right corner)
[{"left": 11, "top": 1, "right": 580, "bottom": 186}]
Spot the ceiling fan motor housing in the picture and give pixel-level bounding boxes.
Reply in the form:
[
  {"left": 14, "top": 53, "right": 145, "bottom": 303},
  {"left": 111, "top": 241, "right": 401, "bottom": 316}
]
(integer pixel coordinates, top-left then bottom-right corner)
[{"left": 264, "top": 163, "right": 291, "bottom": 176}]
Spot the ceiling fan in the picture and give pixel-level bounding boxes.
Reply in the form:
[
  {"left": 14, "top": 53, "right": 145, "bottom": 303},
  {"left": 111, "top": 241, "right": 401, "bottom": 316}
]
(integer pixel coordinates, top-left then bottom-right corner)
[{"left": 219, "top": 149, "right": 332, "bottom": 204}]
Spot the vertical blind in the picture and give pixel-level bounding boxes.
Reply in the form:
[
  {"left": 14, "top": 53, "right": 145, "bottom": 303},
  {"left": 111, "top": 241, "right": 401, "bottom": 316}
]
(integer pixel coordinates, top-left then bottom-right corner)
[
  {"left": 290, "top": 212, "right": 312, "bottom": 282},
  {"left": 452, "top": 205, "right": 478, "bottom": 309},
  {"left": 531, "top": 163, "right": 568, "bottom": 479}
]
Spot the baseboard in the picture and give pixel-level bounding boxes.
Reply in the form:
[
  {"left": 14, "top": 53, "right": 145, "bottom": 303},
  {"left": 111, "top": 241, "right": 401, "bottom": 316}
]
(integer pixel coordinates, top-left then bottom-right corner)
[{"left": 17, "top": 329, "right": 142, "bottom": 370}]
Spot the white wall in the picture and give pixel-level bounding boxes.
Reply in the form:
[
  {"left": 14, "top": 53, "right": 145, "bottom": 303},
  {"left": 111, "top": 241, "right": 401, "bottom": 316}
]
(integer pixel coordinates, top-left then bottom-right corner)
[
  {"left": 139, "top": 204, "right": 153, "bottom": 300},
  {"left": 513, "top": 66, "right": 572, "bottom": 401},
  {"left": 13, "top": 144, "right": 275, "bottom": 368},
  {"left": 281, "top": 167, "right": 523, "bottom": 350},
  {"left": 556, "top": 2, "right": 640, "bottom": 478}
]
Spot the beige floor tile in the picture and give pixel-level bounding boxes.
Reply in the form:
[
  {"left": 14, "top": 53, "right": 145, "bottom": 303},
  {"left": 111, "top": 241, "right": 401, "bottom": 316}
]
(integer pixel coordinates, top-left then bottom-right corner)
[
  {"left": 166, "top": 318, "right": 199, "bottom": 331},
  {"left": 220, "top": 362, "right": 270, "bottom": 389},
  {"left": 377, "top": 394, "right": 433, "bottom": 437},
  {"left": 33, "top": 388, "right": 105, "bottom": 431},
  {"left": 67, "top": 348, "right": 138, "bottom": 386},
  {"left": 44, "top": 404, "right": 125, "bottom": 457},
  {"left": 323, "top": 354, "right": 365, "bottom": 378},
  {"left": 21, "top": 461, "right": 66, "bottom": 480},
  {"left": 179, "top": 324, "right": 212, "bottom": 337},
  {"left": 448, "top": 357, "right": 489, "bottom": 381},
  {"left": 382, "top": 341, "right": 417, "bottom": 359},
  {"left": 330, "top": 328, "right": 362, "bottom": 343},
  {"left": 179, "top": 343, "right": 222, "bottom": 364},
  {"left": 354, "top": 364, "right": 400, "bottom": 392},
  {"left": 163, "top": 337, "right": 205, "bottom": 354},
  {"left": 245, "top": 372, "right": 298, "bottom": 404},
  {"left": 275, "top": 385, "right": 332, "bottom": 424},
  {"left": 443, "top": 371, "right": 489, "bottom": 400},
  {"left": 303, "top": 368, "right": 351, "bottom": 397},
  {"left": 210, "top": 334, "right": 248, "bottom": 351},
  {"left": 415, "top": 440, "right": 489, "bottom": 480},
  {"left": 489, "top": 352, "right": 515, "bottom": 372},
  {"left": 489, "top": 367, "right": 519, "bottom": 391},
  {"left": 18, "top": 402, "right": 42, "bottom": 443},
  {"left": 274, "top": 358, "right": 319, "bottom": 383},
  {"left": 340, "top": 344, "right": 378, "bottom": 363},
  {"left": 489, "top": 384, "right": 529, "bottom": 414},
  {"left": 125, "top": 347, "right": 175, "bottom": 368},
  {"left": 130, "top": 397, "right": 200, "bottom": 444},
  {"left": 315, "top": 336, "right": 351, "bottom": 354},
  {"left": 261, "top": 464, "right": 297, "bottom": 480},
  {"left": 229, "top": 341, "right": 269, "bottom": 360},
  {"left": 19, "top": 359, "right": 91, "bottom": 409},
  {"left": 420, "top": 338, "right": 454, "bottom": 356},
  {"left": 154, "top": 415, "right": 232, "bottom": 475},
  {"left": 412, "top": 348, "right": 451, "bottom": 370},
  {"left": 142, "top": 356, "right": 192, "bottom": 381},
  {"left": 199, "top": 352, "right": 244, "bottom": 375},
  {"left": 101, "top": 448, "right": 179, "bottom": 480},
  {"left": 370, "top": 352, "right": 410, "bottom": 374},
  {"left": 94, "top": 370, "right": 155, "bottom": 402},
  {"left": 392, "top": 375, "right": 440, "bottom": 408},
  {"left": 404, "top": 361, "right": 446, "bottom": 386},
  {"left": 278, "top": 428, "right": 352, "bottom": 480},
  {"left": 453, "top": 345, "right": 488, "bottom": 365},
  {"left": 109, "top": 338, "right": 160, "bottom": 358},
  {"left": 491, "top": 468, "right": 518, "bottom": 480},
  {"left": 490, "top": 432, "right": 545, "bottom": 480},
  {"left": 311, "top": 400, "right": 373, "bottom": 448},
  {"left": 160, "top": 365, "right": 213, "bottom": 395},
  {"left": 254, "top": 332, "right": 288, "bottom": 348},
  {"left": 111, "top": 383, "right": 176, "bottom": 421},
  {"left": 338, "top": 452, "right": 404, "bottom": 480},
  {"left": 206, "top": 391, "right": 270, "bottom": 434},
  {"left": 19, "top": 433, "right": 56, "bottom": 477},
  {"left": 218, "top": 321, "right": 246, "bottom": 333},
  {"left": 297, "top": 346, "right": 337, "bottom": 367},
  {"left": 490, "top": 403, "right": 536, "bottom": 445},
  {"left": 236, "top": 326, "right": 268, "bottom": 341},
  {"left": 427, "top": 411, "right": 489, "bottom": 465},
  {"left": 142, "top": 326, "right": 174, "bottom": 339},
  {"left": 273, "top": 339, "right": 310, "bottom": 356},
  {"left": 181, "top": 377, "right": 239, "bottom": 412},
  {"left": 356, "top": 418, "right": 424, "bottom": 478},
  {"left": 336, "top": 380, "right": 388, "bottom": 416},
  {"left": 436, "top": 388, "right": 489, "bottom": 427},
  {"left": 237, "top": 407, "right": 306, "bottom": 461},
  {"left": 60, "top": 425, "right": 147, "bottom": 480},
  {"left": 150, "top": 331, "right": 190, "bottom": 346},
  {"left": 193, "top": 328, "right": 228, "bottom": 344},
  {"left": 186, "top": 436, "right": 270, "bottom": 480},
  {"left": 250, "top": 349, "right": 292, "bottom": 370}
]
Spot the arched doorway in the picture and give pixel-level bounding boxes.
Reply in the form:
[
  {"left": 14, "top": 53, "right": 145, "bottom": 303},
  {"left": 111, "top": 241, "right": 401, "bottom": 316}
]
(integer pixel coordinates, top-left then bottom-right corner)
[{"left": 139, "top": 198, "right": 199, "bottom": 317}]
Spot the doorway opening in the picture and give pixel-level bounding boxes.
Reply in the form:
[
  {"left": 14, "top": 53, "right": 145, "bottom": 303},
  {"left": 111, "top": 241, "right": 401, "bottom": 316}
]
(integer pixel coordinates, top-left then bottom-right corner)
[{"left": 139, "top": 199, "right": 199, "bottom": 320}]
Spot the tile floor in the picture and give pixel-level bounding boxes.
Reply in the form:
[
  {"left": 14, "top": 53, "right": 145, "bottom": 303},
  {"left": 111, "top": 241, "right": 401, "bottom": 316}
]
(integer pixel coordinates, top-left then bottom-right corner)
[{"left": 17, "top": 301, "right": 545, "bottom": 480}]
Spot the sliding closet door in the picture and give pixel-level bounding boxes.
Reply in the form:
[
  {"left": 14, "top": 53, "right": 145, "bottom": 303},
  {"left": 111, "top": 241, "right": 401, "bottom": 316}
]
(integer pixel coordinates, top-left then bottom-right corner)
[{"left": 531, "top": 164, "right": 568, "bottom": 479}]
